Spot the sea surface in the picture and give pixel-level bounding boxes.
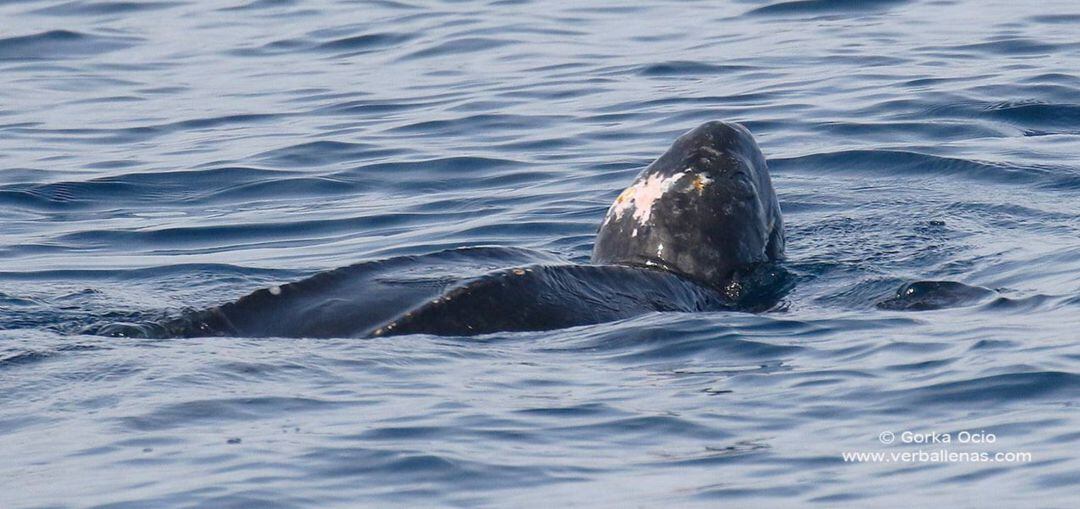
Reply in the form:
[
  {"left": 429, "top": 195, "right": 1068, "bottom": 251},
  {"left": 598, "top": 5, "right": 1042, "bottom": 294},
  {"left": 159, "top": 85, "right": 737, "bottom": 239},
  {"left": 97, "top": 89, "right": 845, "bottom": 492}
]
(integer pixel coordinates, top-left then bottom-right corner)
[{"left": 2, "top": 0, "right": 1079, "bottom": 507}]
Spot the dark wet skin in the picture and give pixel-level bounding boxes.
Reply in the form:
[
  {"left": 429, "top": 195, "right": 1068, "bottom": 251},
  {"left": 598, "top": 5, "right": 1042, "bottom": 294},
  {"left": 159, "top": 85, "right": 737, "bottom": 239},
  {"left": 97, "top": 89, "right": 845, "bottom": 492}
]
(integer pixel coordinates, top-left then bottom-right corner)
[
  {"left": 877, "top": 280, "right": 997, "bottom": 311},
  {"left": 369, "top": 121, "right": 791, "bottom": 337},
  {"left": 98, "top": 121, "right": 793, "bottom": 339},
  {"left": 97, "top": 247, "right": 792, "bottom": 339},
  {"left": 96, "top": 121, "right": 997, "bottom": 339},
  {"left": 592, "top": 121, "right": 784, "bottom": 286}
]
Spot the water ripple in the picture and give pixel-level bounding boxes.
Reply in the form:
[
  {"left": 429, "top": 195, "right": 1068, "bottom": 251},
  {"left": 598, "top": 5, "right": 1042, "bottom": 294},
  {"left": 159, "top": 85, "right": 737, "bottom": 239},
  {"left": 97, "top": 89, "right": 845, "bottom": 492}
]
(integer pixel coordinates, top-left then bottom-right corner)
[{"left": 0, "top": 30, "right": 139, "bottom": 61}]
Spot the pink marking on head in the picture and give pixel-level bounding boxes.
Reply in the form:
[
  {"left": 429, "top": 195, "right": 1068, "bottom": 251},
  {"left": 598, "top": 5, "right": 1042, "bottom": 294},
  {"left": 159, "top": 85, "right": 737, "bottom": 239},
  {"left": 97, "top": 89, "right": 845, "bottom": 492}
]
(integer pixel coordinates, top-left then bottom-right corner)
[{"left": 606, "top": 171, "right": 687, "bottom": 226}]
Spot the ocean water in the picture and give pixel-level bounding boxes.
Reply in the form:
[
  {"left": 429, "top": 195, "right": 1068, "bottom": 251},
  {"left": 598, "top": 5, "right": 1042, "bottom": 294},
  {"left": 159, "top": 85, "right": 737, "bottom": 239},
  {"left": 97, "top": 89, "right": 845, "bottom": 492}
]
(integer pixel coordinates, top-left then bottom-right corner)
[{"left": 2, "top": 0, "right": 1079, "bottom": 506}]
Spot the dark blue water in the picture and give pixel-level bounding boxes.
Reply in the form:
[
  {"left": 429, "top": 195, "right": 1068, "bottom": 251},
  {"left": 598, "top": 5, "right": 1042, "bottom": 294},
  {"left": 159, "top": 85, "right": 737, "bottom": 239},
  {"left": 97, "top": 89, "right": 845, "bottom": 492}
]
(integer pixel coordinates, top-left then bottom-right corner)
[{"left": 2, "top": 0, "right": 1079, "bottom": 507}]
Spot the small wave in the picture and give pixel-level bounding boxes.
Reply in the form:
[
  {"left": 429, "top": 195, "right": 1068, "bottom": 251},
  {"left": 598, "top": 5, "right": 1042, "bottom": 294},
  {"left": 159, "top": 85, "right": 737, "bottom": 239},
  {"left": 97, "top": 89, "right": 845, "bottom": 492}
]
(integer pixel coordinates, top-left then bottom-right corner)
[
  {"left": 895, "top": 371, "right": 1080, "bottom": 407},
  {"left": 232, "top": 32, "right": 417, "bottom": 57},
  {"left": 983, "top": 102, "right": 1080, "bottom": 133},
  {"left": 254, "top": 140, "right": 403, "bottom": 167},
  {"left": 769, "top": 149, "right": 1070, "bottom": 187},
  {"left": 1020, "top": 73, "right": 1080, "bottom": 87},
  {"left": 746, "top": 0, "right": 907, "bottom": 16},
  {"left": 311, "top": 97, "right": 457, "bottom": 116},
  {"left": 119, "top": 396, "right": 350, "bottom": 431},
  {"left": 339, "top": 156, "right": 526, "bottom": 177},
  {"left": 0, "top": 350, "right": 53, "bottom": 368},
  {"left": 218, "top": 0, "right": 299, "bottom": 12},
  {"left": 316, "top": 32, "right": 417, "bottom": 53},
  {"left": 46, "top": 211, "right": 480, "bottom": 252},
  {"left": 951, "top": 38, "right": 1069, "bottom": 56},
  {"left": 980, "top": 294, "right": 1055, "bottom": 313},
  {"left": 400, "top": 37, "right": 513, "bottom": 60},
  {"left": 298, "top": 446, "right": 578, "bottom": 493},
  {"left": 539, "top": 315, "right": 808, "bottom": 363},
  {"left": 0, "top": 30, "right": 138, "bottom": 61},
  {"left": 30, "top": 1, "right": 183, "bottom": 17},
  {"left": 1028, "top": 13, "right": 1080, "bottom": 24},
  {"left": 881, "top": 96, "right": 1080, "bottom": 135},
  {"left": 0, "top": 263, "right": 290, "bottom": 283},
  {"left": 0, "top": 167, "right": 292, "bottom": 210},
  {"left": 3, "top": 114, "right": 280, "bottom": 145},
  {"left": 389, "top": 113, "right": 562, "bottom": 136},
  {"left": 635, "top": 61, "right": 757, "bottom": 77},
  {"left": 812, "top": 120, "right": 1010, "bottom": 142}
]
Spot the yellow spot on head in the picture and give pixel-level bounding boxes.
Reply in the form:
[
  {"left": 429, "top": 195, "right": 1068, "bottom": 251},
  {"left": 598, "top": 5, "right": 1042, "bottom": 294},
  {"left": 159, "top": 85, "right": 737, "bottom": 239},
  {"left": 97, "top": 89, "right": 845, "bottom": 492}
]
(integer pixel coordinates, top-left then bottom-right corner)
[
  {"left": 512, "top": 268, "right": 526, "bottom": 275},
  {"left": 692, "top": 174, "right": 712, "bottom": 192}
]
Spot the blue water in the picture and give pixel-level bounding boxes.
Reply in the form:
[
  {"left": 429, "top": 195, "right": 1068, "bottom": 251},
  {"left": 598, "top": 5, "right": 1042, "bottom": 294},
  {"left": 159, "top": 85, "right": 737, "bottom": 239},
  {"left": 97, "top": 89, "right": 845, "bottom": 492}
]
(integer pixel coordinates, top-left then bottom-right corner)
[{"left": 2, "top": 0, "right": 1079, "bottom": 506}]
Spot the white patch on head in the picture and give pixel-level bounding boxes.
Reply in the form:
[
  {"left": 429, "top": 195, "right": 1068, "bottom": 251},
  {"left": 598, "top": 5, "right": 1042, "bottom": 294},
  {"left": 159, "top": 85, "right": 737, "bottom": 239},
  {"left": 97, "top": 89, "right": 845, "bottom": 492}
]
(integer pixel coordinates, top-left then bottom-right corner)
[
  {"left": 632, "top": 228, "right": 638, "bottom": 237},
  {"left": 605, "top": 170, "right": 688, "bottom": 226},
  {"left": 657, "top": 243, "right": 664, "bottom": 256},
  {"left": 268, "top": 286, "right": 282, "bottom": 296}
]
